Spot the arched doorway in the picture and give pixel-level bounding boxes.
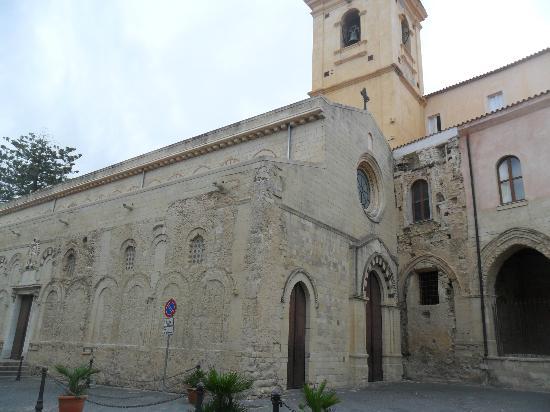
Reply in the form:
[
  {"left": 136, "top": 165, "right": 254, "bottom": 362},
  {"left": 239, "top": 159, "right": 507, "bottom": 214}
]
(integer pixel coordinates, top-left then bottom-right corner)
[
  {"left": 287, "top": 282, "right": 306, "bottom": 389},
  {"left": 494, "top": 248, "right": 550, "bottom": 356},
  {"left": 366, "top": 272, "right": 383, "bottom": 382}
]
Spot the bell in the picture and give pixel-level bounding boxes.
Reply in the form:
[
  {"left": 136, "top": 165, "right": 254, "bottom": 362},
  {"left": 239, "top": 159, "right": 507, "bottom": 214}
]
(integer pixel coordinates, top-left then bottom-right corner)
[{"left": 348, "top": 28, "right": 359, "bottom": 43}]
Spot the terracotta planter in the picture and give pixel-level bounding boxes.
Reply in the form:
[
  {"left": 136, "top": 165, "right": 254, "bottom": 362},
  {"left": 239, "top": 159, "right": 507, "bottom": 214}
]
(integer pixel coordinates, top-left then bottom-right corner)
[
  {"left": 187, "top": 388, "right": 198, "bottom": 405},
  {"left": 58, "top": 395, "right": 87, "bottom": 412}
]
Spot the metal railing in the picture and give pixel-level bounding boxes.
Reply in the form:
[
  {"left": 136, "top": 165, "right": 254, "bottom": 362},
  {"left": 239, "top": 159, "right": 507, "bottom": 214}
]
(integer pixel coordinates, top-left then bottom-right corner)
[{"left": 30, "top": 364, "right": 204, "bottom": 411}]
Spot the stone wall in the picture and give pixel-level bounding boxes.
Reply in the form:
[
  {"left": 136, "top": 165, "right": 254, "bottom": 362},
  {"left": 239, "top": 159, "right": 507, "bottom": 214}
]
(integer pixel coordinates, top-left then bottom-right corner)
[
  {"left": 5, "top": 165, "right": 256, "bottom": 386},
  {"left": 394, "top": 136, "right": 484, "bottom": 383},
  {"left": 0, "top": 98, "right": 402, "bottom": 393}
]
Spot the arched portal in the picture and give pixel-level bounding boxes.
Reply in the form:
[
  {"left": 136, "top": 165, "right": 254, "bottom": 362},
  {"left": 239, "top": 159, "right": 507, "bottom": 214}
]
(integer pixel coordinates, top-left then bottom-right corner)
[
  {"left": 366, "top": 272, "right": 383, "bottom": 382},
  {"left": 493, "top": 248, "right": 550, "bottom": 356},
  {"left": 287, "top": 282, "right": 306, "bottom": 389}
]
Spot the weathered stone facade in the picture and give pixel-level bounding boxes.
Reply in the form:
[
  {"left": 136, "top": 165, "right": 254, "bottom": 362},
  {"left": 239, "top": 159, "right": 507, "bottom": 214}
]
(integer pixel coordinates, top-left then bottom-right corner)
[
  {"left": 0, "top": 98, "right": 403, "bottom": 392},
  {"left": 391, "top": 93, "right": 550, "bottom": 391},
  {"left": 1, "top": 0, "right": 549, "bottom": 395},
  {"left": 394, "top": 136, "right": 484, "bottom": 383}
]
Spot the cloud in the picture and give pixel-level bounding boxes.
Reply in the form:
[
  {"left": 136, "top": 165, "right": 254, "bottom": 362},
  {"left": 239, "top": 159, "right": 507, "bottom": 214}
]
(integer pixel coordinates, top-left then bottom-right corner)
[
  {"left": 421, "top": 0, "right": 550, "bottom": 93},
  {"left": 0, "top": 0, "right": 547, "bottom": 174}
]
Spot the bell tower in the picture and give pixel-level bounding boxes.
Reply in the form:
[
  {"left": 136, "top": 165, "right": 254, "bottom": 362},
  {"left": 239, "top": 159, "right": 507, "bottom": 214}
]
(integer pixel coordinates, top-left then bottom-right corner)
[{"left": 305, "top": 0, "right": 428, "bottom": 147}]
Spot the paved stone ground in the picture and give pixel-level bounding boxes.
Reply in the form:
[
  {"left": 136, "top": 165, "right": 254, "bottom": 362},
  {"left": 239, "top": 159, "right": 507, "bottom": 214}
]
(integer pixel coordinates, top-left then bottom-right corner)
[{"left": 1, "top": 377, "right": 549, "bottom": 411}]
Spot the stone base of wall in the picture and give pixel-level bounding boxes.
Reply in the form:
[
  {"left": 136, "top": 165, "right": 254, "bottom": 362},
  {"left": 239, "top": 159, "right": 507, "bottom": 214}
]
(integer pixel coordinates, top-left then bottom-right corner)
[
  {"left": 486, "top": 357, "right": 550, "bottom": 392},
  {"left": 26, "top": 341, "right": 241, "bottom": 391},
  {"left": 403, "top": 350, "right": 484, "bottom": 384},
  {"left": 383, "top": 354, "right": 403, "bottom": 381},
  {"left": 349, "top": 353, "right": 369, "bottom": 387}
]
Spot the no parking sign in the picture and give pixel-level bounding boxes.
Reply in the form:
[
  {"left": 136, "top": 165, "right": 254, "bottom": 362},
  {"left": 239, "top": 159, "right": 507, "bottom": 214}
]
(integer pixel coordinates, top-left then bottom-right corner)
[
  {"left": 164, "top": 298, "right": 177, "bottom": 318},
  {"left": 163, "top": 299, "right": 177, "bottom": 336}
]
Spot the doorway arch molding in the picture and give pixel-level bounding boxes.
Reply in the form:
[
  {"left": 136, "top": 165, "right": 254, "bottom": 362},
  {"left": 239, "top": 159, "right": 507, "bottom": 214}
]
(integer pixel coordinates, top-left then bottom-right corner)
[
  {"left": 281, "top": 268, "right": 319, "bottom": 309},
  {"left": 362, "top": 254, "right": 397, "bottom": 306},
  {"left": 398, "top": 253, "right": 461, "bottom": 300},
  {"left": 481, "top": 227, "right": 550, "bottom": 292}
]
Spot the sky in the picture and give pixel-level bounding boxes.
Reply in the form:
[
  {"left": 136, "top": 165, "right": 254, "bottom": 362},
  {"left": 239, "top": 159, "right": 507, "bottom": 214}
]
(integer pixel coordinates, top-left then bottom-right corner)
[{"left": 1, "top": 0, "right": 549, "bottom": 176}]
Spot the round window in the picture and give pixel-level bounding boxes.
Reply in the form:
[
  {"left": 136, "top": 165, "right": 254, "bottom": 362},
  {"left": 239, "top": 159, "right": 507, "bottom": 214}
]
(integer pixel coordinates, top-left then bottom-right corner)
[
  {"left": 357, "top": 169, "right": 371, "bottom": 209},
  {"left": 356, "top": 154, "right": 385, "bottom": 223}
]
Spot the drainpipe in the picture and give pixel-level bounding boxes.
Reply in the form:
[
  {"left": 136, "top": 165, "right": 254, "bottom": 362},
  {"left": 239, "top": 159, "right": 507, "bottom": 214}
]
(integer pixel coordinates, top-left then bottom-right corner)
[
  {"left": 287, "top": 123, "right": 292, "bottom": 160},
  {"left": 465, "top": 133, "right": 489, "bottom": 358}
]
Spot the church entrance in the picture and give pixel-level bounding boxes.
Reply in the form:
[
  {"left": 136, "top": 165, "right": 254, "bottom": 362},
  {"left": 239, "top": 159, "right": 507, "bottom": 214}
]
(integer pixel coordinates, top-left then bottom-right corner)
[
  {"left": 287, "top": 282, "right": 306, "bottom": 389},
  {"left": 494, "top": 248, "right": 550, "bottom": 356},
  {"left": 366, "top": 272, "right": 383, "bottom": 382},
  {"left": 10, "top": 295, "right": 33, "bottom": 360}
]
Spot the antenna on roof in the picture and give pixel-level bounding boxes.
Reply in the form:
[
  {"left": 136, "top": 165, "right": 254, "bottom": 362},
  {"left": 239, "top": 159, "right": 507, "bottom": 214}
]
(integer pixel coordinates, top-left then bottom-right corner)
[{"left": 360, "top": 88, "right": 370, "bottom": 111}]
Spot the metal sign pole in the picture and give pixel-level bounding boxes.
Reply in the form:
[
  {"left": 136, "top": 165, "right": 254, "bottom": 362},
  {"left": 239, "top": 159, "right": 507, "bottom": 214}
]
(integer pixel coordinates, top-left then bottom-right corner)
[
  {"left": 161, "top": 298, "right": 176, "bottom": 391},
  {"left": 162, "top": 333, "right": 171, "bottom": 390}
]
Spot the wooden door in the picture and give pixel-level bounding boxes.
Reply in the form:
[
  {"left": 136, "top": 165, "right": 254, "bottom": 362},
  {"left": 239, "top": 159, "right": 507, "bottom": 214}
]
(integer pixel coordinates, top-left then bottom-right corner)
[
  {"left": 10, "top": 295, "right": 33, "bottom": 360},
  {"left": 366, "top": 273, "right": 383, "bottom": 382},
  {"left": 287, "top": 283, "right": 306, "bottom": 389}
]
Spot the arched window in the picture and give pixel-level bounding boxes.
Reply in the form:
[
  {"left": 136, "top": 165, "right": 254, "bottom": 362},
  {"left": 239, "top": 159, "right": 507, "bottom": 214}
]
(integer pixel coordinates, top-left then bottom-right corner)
[
  {"left": 498, "top": 156, "right": 525, "bottom": 204},
  {"left": 411, "top": 180, "right": 430, "bottom": 222},
  {"left": 342, "top": 9, "right": 361, "bottom": 47},
  {"left": 64, "top": 251, "right": 76, "bottom": 277},
  {"left": 189, "top": 235, "right": 205, "bottom": 264},
  {"left": 125, "top": 246, "right": 135, "bottom": 270},
  {"left": 401, "top": 17, "right": 411, "bottom": 52}
]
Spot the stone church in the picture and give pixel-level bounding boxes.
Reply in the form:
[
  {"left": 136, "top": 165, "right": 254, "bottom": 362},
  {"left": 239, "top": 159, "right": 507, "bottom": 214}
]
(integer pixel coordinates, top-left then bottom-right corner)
[{"left": 1, "top": 0, "right": 549, "bottom": 393}]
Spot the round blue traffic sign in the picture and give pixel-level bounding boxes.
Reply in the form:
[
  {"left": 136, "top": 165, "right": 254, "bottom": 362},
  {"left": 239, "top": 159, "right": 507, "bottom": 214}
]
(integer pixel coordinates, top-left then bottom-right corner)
[{"left": 164, "top": 298, "right": 177, "bottom": 318}]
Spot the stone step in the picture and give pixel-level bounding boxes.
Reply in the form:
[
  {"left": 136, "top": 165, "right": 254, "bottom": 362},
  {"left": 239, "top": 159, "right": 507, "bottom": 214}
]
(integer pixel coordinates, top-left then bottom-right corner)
[
  {"left": 0, "top": 363, "right": 28, "bottom": 366},
  {"left": 0, "top": 361, "right": 26, "bottom": 366},
  {"left": 0, "top": 359, "right": 30, "bottom": 376},
  {"left": 0, "top": 359, "right": 31, "bottom": 378},
  {"left": 0, "top": 365, "right": 29, "bottom": 371},
  {"left": 0, "top": 371, "right": 31, "bottom": 378}
]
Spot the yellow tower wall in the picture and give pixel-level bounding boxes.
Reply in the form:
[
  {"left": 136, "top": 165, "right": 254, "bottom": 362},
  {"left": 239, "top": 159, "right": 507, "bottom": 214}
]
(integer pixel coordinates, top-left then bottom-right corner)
[{"left": 306, "top": 0, "right": 427, "bottom": 147}]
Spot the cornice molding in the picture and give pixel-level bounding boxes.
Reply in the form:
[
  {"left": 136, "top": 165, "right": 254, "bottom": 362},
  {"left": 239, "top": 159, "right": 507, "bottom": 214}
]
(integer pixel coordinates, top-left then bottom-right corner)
[
  {"left": 0, "top": 108, "right": 324, "bottom": 217},
  {"left": 310, "top": 64, "right": 425, "bottom": 105},
  {"left": 401, "top": 0, "right": 428, "bottom": 22}
]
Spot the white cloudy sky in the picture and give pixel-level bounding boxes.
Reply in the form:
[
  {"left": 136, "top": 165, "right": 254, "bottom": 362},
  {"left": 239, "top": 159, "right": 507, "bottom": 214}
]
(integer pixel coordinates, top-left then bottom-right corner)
[{"left": 1, "top": 0, "right": 549, "bottom": 175}]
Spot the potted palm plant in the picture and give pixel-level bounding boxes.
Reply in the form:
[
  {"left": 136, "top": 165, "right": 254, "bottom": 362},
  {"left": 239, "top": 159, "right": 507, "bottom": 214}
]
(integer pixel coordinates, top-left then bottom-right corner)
[
  {"left": 298, "top": 381, "right": 341, "bottom": 412},
  {"left": 55, "top": 364, "right": 99, "bottom": 412},
  {"left": 202, "top": 368, "right": 253, "bottom": 412},
  {"left": 183, "top": 367, "right": 206, "bottom": 405}
]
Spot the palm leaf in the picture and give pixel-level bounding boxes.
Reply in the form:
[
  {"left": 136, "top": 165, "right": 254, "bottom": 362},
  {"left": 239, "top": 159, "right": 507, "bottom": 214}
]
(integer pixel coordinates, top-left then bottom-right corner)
[
  {"left": 203, "top": 369, "right": 253, "bottom": 411},
  {"left": 54, "top": 364, "right": 100, "bottom": 396},
  {"left": 302, "top": 381, "right": 341, "bottom": 412}
]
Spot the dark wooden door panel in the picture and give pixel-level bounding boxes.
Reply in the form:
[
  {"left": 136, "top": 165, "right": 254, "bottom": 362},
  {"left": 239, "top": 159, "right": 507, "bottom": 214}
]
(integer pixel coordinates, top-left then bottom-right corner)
[
  {"left": 288, "top": 283, "right": 306, "bottom": 389},
  {"left": 10, "top": 296, "right": 33, "bottom": 360},
  {"left": 366, "top": 273, "right": 383, "bottom": 382}
]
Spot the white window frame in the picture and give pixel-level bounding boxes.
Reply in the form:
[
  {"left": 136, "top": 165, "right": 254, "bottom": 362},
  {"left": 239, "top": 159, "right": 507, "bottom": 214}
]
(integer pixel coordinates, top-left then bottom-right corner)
[
  {"left": 427, "top": 114, "right": 442, "bottom": 135},
  {"left": 487, "top": 91, "right": 505, "bottom": 112}
]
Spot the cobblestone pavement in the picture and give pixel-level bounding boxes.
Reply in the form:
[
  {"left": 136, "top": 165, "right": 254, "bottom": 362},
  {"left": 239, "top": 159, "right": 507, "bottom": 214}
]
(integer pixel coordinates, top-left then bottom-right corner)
[{"left": 1, "top": 377, "right": 549, "bottom": 411}]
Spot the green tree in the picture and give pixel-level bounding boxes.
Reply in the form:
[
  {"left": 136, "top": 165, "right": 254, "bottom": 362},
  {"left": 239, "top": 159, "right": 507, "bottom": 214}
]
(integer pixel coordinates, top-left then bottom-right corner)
[{"left": 0, "top": 133, "right": 81, "bottom": 203}]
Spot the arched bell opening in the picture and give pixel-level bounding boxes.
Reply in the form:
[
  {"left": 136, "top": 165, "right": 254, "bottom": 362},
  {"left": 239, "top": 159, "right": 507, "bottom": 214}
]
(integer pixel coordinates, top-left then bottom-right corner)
[{"left": 342, "top": 9, "right": 361, "bottom": 48}]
